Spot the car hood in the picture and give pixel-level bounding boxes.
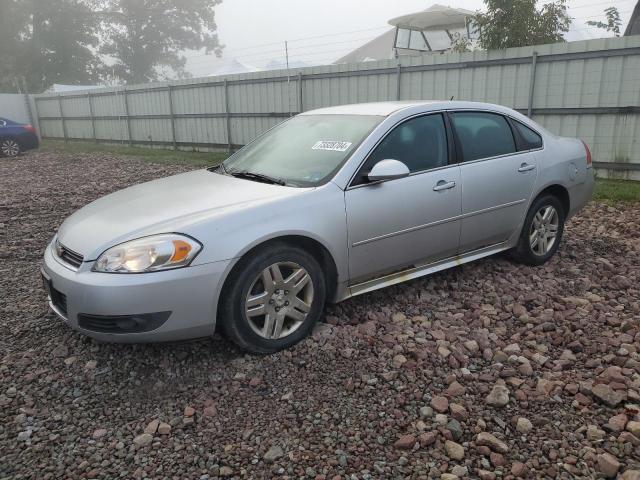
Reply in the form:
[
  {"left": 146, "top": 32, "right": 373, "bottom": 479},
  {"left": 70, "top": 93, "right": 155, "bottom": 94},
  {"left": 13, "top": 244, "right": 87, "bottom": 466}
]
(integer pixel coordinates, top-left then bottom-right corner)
[{"left": 56, "top": 169, "right": 303, "bottom": 260}]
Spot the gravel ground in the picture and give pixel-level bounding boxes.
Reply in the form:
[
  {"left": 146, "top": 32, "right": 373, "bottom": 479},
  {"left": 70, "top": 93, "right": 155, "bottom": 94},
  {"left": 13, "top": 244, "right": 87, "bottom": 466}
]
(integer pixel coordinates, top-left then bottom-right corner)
[{"left": 1, "top": 150, "right": 639, "bottom": 480}]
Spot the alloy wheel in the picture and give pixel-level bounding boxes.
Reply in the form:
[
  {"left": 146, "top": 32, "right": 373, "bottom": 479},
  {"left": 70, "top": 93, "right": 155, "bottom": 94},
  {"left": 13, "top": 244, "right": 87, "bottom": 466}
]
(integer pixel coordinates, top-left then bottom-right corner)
[
  {"left": 529, "top": 205, "right": 559, "bottom": 256},
  {"left": 244, "top": 261, "right": 314, "bottom": 339},
  {"left": 1, "top": 139, "right": 20, "bottom": 157}
]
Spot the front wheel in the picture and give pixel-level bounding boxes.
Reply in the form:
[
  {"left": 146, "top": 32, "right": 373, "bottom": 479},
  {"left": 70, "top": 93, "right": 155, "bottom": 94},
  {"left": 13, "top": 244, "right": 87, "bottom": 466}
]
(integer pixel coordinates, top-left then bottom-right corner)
[
  {"left": 1, "top": 138, "right": 21, "bottom": 157},
  {"left": 511, "top": 194, "right": 565, "bottom": 266},
  {"left": 219, "top": 244, "right": 326, "bottom": 353}
]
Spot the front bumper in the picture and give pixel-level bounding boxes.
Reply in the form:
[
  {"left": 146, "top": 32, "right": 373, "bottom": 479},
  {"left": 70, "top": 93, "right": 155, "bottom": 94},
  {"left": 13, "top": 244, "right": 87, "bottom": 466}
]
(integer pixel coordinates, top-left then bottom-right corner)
[
  {"left": 18, "top": 132, "right": 39, "bottom": 151},
  {"left": 42, "top": 242, "right": 232, "bottom": 342}
]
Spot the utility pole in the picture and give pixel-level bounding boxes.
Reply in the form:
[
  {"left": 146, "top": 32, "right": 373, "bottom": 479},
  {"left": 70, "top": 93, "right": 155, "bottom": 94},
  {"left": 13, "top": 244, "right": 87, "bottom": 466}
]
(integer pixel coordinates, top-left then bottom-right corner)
[
  {"left": 285, "top": 40, "right": 290, "bottom": 71},
  {"left": 285, "top": 40, "right": 292, "bottom": 116}
]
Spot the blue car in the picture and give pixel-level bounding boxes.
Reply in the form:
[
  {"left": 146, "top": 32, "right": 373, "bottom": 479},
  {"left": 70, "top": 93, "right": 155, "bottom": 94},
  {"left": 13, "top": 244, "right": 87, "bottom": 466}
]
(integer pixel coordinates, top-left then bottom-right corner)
[{"left": 0, "top": 117, "right": 39, "bottom": 157}]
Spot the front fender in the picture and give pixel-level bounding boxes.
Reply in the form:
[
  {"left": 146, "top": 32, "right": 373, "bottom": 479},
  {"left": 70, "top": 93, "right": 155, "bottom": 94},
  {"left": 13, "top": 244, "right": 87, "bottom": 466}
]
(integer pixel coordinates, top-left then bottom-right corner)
[{"left": 185, "top": 182, "right": 349, "bottom": 284}]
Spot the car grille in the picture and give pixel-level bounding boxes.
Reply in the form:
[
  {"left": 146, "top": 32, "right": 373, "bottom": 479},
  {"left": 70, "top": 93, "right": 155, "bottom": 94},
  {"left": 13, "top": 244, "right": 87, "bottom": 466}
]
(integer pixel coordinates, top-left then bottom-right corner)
[
  {"left": 56, "top": 241, "right": 84, "bottom": 268},
  {"left": 50, "top": 285, "right": 68, "bottom": 315}
]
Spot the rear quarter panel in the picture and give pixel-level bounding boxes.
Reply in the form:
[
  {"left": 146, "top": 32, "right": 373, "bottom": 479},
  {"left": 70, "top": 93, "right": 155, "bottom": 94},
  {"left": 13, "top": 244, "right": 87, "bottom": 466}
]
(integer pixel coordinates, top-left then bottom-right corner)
[{"left": 534, "top": 134, "right": 594, "bottom": 218}]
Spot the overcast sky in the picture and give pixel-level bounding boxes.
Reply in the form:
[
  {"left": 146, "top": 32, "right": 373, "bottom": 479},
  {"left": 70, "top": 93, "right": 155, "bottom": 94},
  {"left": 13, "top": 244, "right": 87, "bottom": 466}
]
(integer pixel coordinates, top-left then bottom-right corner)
[{"left": 186, "top": 0, "right": 636, "bottom": 76}]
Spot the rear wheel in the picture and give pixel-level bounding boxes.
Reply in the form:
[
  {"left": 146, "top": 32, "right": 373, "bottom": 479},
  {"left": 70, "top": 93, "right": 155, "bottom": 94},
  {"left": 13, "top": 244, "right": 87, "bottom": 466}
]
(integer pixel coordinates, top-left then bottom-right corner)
[
  {"left": 219, "top": 244, "right": 326, "bottom": 353},
  {"left": 511, "top": 194, "right": 565, "bottom": 266},
  {"left": 0, "top": 138, "right": 20, "bottom": 157}
]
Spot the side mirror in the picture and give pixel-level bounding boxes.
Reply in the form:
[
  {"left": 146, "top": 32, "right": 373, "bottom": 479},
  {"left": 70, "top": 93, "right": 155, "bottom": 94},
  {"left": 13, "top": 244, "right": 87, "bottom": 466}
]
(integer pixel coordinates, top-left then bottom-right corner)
[{"left": 367, "top": 159, "right": 410, "bottom": 182}]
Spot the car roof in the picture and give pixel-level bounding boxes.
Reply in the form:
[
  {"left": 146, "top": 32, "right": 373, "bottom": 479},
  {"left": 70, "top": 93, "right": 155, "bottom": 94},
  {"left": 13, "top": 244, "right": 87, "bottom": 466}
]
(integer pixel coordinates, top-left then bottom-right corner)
[{"left": 301, "top": 100, "right": 517, "bottom": 117}]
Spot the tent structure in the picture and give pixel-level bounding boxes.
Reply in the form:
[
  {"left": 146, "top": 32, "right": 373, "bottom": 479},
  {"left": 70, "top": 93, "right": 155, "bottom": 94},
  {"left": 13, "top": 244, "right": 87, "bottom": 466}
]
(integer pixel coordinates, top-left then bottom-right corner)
[
  {"left": 625, "top": 1, "right": 640, "bottom": 36},
  {"left": 335, "top": 4, "right": 476, "bottom": 64}
]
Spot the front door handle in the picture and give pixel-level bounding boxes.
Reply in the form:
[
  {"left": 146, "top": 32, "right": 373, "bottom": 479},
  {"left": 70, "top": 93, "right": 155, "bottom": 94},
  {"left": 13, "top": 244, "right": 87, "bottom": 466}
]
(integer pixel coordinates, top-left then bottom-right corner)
[
  {"left": 518, "top": 163, "right": 536, "bottom": 172},
  {"left": 433, "top": 180, "right": 456, "bottom": 191}
]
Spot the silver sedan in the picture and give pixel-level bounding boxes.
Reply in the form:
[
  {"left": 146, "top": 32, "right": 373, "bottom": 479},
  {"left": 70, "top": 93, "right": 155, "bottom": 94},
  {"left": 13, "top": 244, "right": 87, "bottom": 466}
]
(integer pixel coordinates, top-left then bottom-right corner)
[{"left": 42, "top": 101, "right": 594, "bottom": 352}]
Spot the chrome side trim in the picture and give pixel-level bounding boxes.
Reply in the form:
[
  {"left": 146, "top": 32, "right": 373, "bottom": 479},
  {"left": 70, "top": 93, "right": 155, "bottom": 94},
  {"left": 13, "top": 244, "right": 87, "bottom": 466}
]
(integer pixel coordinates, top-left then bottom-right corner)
[
  {"left": 348, "top": 242, "right": 509, "bottom": 298},
  {"left": 351, "top": 199, "right": 526, "bottom": 247}
]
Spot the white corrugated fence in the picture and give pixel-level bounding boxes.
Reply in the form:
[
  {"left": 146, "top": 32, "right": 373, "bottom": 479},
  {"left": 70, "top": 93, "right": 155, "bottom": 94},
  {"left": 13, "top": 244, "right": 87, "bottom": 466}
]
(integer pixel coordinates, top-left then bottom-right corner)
[{"left": 23, "top": 36, "right": 640, "bottom": 179}]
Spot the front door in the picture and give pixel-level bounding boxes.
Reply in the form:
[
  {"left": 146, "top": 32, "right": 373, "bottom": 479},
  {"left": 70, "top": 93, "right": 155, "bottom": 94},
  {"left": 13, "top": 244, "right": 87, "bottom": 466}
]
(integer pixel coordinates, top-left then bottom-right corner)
[{"left": 344, "top": 113, "right": 462, "bottom": 284}]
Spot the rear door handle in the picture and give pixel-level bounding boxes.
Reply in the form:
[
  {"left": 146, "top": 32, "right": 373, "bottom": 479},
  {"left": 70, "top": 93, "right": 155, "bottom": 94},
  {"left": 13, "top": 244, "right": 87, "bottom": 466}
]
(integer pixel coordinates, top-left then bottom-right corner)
[
  {"left": 433, "top": 180, "right": 456, "bottom": 191},
  {"left": 518, "top": 163, "right": 536, "bottom": 172}
]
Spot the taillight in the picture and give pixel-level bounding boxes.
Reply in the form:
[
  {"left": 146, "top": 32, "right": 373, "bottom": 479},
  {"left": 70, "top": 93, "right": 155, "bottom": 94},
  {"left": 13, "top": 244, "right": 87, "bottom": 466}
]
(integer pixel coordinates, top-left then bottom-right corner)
[
  {"left": 24, "top": 124, "right": 36, "bottom": 134},
  {"left": 581, "top": 140, "right": 592, "bottom": 167}
]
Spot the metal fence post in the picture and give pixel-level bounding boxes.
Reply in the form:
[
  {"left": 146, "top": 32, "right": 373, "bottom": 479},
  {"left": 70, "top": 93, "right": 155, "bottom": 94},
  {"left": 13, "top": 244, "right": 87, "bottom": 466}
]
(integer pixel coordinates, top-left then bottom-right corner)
[
  {"left": 396, "top": 58, "right": 402, "bottom": 101},
  {"left": 23, "top": 94, "right": 41, "bottom": 140},
  {"left": 87, "top": 92, "right": 97, "bottom": 143},
  {"left": 23, "top": 94, "right": 34, "bottom": 126},
  {"left": 167, "top": 85, "right": 177, "bottom": 150},
  {"left": 224, "top": 79, "right": 232, "bottom": 153},
  {"left": 123, "top": 88, "right": 133, "bottom": 146},
  {"left": 298, "top": 73, "right": 304, "bottom": 113},
  {"left": 527, "top": 51, "right": 538, "bottom": 117},
  {"left": 58, "top": 95, "right": 68, "bottom": 142}
]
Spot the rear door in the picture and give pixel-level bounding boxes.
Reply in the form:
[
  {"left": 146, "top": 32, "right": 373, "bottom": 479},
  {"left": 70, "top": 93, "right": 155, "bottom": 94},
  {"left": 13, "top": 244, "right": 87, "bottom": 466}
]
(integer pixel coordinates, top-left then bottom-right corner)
[
  {"left": 345, "top": 113, "right": 462, "bottom": 284},
  {"left": 449, "top": 111, "right": 539, "bottom": 253}
]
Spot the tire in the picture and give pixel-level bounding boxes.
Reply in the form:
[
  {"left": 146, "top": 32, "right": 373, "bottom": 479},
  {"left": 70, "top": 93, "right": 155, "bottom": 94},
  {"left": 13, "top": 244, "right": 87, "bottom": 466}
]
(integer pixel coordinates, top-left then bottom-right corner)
[
  {"left": 219, "top": 243, "right": 326, "bottom": 354},
  {"left": 511, "top": 194, "right": 565, "bottom": 266},
  {"left": 0, "top": 138, "right": 21, "bottom": 157}
]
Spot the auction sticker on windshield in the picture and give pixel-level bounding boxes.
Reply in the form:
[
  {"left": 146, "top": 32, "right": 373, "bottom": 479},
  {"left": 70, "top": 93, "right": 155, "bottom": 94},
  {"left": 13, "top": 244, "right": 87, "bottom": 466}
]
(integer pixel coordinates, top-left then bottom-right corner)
[{"left": 312, "top": 140, "right": 352, "bottom": 152}]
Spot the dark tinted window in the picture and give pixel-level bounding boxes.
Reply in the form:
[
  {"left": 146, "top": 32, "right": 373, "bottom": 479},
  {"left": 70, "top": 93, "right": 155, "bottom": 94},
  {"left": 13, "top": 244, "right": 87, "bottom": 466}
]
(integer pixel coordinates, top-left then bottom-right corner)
[
  {"left": 513, "top": 120, "right": 543, "bottom": 150},
  {"left": 365, "top": 114, "right": 448, "bottom": 174},
  {"left": 451, "top": 112, "right": 516, "bottom": 162}
]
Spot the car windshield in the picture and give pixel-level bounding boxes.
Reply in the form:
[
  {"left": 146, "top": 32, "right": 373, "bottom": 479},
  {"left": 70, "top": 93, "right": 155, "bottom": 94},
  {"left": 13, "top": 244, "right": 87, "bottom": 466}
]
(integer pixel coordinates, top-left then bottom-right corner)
[{"left": 220, "top": 114, "right": 382, "bottom": 187}]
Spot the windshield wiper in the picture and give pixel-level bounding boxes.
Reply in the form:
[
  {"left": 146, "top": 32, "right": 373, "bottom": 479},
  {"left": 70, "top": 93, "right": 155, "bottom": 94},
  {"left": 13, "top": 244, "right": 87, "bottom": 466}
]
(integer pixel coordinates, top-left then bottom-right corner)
[
  {"left": 208, "top": 163, "right": 227, "bottom": 173},
  {"left": 228, "top": 170, "right": 286, "bottom": 186}
]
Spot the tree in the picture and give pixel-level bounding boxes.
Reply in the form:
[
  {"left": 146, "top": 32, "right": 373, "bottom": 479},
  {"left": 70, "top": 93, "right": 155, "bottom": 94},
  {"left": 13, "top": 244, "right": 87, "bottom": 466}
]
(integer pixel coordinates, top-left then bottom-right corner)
[
  {"left": 0, "top": 0, "right": 30, "bottom": 91},
  {"left": 472, "top": 0, "right": 571, "bottom": 50},
  {"left": 587, "top": 7, "right": 622, "bottom": 37},
  {"left": 99, "top": 0, "right": 223, "bottom": 84},
  {"left": 450, "top": 32, "right": 472, "bottom": 53},
  {"left": 0, "top": 0, "right": 102, "bottom": 92}
]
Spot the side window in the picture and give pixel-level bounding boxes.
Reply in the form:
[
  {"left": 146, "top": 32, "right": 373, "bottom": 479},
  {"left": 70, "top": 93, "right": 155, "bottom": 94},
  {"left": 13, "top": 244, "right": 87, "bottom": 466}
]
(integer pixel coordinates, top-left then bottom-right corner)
[
  {"left": 357, "top": 113, "right": 448, "bottom": 183},
  {"left": 451, "top": 112, "right": 516, "bottom": 162},
  {"left": 513, "top": 120, "right": 543, "bottom": 150}
]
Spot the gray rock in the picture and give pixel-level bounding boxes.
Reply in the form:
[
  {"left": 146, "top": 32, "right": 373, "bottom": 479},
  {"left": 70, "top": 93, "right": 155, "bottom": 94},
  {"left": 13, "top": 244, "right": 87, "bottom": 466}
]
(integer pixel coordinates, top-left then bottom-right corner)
[
  {"left": 133, "top": 433, "right": 153, "bottom": 447},
  {"left": 485, "top": 383, "right": 509, "bottom": 407},
  {"left": 264, "top": 445, "right": 284, "bottom": 463}
]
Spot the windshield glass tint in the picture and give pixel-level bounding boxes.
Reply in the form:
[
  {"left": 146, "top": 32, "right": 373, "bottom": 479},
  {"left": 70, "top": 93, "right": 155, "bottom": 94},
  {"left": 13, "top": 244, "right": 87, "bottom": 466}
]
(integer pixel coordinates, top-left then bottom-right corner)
[{"left": 222, "top": 114, "right": 382, "bottom": 186}]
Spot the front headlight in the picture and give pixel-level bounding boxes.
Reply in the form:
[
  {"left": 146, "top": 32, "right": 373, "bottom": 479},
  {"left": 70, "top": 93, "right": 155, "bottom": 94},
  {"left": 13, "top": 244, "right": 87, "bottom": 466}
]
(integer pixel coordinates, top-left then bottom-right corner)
[{"left": 93, "top": 234, "right": 202, "bottom": 273}]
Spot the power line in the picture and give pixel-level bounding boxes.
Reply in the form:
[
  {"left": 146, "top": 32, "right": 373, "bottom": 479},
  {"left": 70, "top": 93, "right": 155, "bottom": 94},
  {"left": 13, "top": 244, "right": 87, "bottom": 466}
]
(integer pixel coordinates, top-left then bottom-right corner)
[
  {"left": 185, "top": 2, "right": 634, "bottom": 72},
  {"left": 218, "top": 25, "right": 389, "bottom": 56},
  {"left": 186, "top": 33, "right": 388, "bottom": 65}
]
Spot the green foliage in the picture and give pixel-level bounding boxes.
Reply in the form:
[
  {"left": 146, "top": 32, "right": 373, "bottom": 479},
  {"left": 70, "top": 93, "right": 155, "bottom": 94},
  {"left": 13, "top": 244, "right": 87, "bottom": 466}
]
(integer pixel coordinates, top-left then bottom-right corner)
[
  {"left": 0, "top": 0, "right": 102, "bottom": 92},
  {"left": 0, "top": 0, "right": 223, "bottom": 92},
  {"left": 586, "top": 7, "right": 622, "bottom": 37},
  {"left": 450, "top": 32, "right": 472, "bottom": 53},
  {"left": 98, "top": 0, "right": 223, "bottom": 84},
  {"left": 41, "top": 140, "right": 228, "bottom": 167},
  {"left": 594, "top": 178, "right": 640, "bottom": 204},
  {"left": 472, "top": 0, "right": 571, "bottom": 50}
]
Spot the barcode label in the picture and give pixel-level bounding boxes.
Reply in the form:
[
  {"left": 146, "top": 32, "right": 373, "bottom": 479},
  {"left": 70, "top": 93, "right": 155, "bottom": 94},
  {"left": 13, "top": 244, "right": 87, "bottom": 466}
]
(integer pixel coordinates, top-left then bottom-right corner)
[{"left": 312, "top": 140, "right": 352, "bottom": 152}]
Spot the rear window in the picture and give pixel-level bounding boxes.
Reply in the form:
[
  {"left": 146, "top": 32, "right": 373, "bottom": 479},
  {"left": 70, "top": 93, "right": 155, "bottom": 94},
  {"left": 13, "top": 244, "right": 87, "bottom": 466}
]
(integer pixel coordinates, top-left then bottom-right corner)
[
  {"left": 451, "top": 112, "right": 516, "bottom": 162},
  {"left": 513, "top": 120, "right": 543, "bottom": 150}
]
